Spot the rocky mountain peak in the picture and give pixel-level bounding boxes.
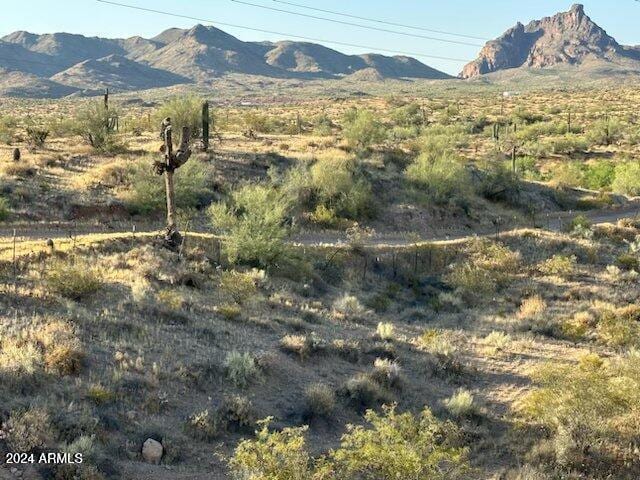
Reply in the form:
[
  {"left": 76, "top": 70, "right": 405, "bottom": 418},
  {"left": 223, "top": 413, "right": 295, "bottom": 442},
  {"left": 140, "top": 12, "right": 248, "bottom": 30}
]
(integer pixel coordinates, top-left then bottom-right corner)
[{"left": 461, "top": 4, "right": 621, "bottom": 78}]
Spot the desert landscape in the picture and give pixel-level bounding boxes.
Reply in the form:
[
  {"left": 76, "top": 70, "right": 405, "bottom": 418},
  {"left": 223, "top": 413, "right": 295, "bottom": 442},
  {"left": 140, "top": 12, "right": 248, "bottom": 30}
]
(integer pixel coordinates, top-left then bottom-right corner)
[{"left": 1, "top": 3, "right": 640, "bottom": 479}]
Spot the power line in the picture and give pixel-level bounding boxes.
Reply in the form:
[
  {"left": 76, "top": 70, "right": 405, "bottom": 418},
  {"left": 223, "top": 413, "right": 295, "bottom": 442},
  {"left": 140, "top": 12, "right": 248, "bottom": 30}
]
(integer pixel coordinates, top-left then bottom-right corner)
[
  {"left": 272, "top": 0, "right": 488, "bottom": 41},
  {"left": 95, "top": 0, "right": 471, "bottom": 63},
  {"left": 231, "top": 0, "right": 482, "bottom": 47}
]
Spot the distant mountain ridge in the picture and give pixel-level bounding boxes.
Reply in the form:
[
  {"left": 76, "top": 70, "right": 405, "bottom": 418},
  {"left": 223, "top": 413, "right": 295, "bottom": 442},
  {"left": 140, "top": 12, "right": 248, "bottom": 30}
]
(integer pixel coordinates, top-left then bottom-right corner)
[
  {"left": 0, "top": 24, "right": 451, "bottom": 98},
  {"left": 461, "top": 4, "right": 640, "bottom": 78}
]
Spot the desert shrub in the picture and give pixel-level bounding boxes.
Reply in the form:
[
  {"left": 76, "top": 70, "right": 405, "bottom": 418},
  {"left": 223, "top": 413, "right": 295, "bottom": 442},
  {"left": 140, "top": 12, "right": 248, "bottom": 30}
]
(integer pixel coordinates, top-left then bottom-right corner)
[
  {"left": 518, "top": 295, "right": 547, "bottom": 319},
  {"left": 518, "top": 352, "right": 640, "bottom": 478},
  {"left": 230, "top": 419, "right": 311, "bottom": 480},
  {"left": 280, "top": 334, "right": 324, "bottom": 360},
  {"left": 154, "top": 95, "right": 205, "bottom": 138},
  {"left": 125, "top": 157, "right": 213, "bottom": 214},
  {"left": 4, "top": 407, "right": 53, "bottom": 452},
  {"left": 243, "top": 112, "right": 274, "bottom": 133},
  {"left": 415, "top": 329, "right": 462, "bottom": 374},
  {"left": 327, "top": 405, "right": 468, "bottom": 479},
  {"left": 44, "top": 259, "right": 102, "bottom": 300},
  {"left": 332, "top": 294, "right": 365, "bottom": 316},
  {"left": 218, "top": 304, "right": 241, "bottom": 320},
  {"left": 583, "top": 161, "right": 615, "bottom": 190},
  {"left": 371, "top": 358, "right": 402, "bottom": 389},
  {"left": 375, "top": 322, "right": 395, "bottom": 341},
  {"left": 0, "top": 197, "right": 9, "bottom": 221},
  {"left": 219, "top": 270, "right": 258, "bottom": 304},
  {"left": 0, "top": 116, "right": 17, "bottom": 144},
  {"left": 224, "top": 351, "right": 259, "bottom": 388},
  {"left": 512, "top": 107, "right": 544, "bottom": 125},
  {"left": 209, "top": 184, "right": 291, "bottom": 267},
  {"left": 478, "top": 161, "right": 520, "bottom": 202},
  {"left": 309, "top": 155, "right": 373, "bottom": 219},
  {"left": 342, "top": 373, "right": 390, "bottom": 409},
  {"left": 187, "top": 409, "right": 219, "bottom": 441},
  {"left": 156, "top": 288, "right": 185, "bottom": 312},
  {"left": 446, "top": 239, "right": 520, "bottom": 301},
  {"left": 73, "top": 101, "right": 122, "bottom": 152},
  {"left": 34, "top": 321, "right": 84, "bottom": 375},
  {"left": 586, "top": 117, "right": 623, "bottom": 146},
  {"left": 230, "top": 406, "right": 468, "bottom": 479},
  {"left": 342, "top": 109, "right": 384, "bottom": 149},
  {"left": 611, "top": 161, "right": 640, "bottom": 196},
  {"left": 596, "top": 305, "right": 640, "bottom": 348},
  {"left": 313, "top": 114, "right": 334, "bottom": 136},
  {"left": 538, "top": 255, "right": 576, "bottom": 278},
  {"left": 444, "top": 388, "right": 477, "bottom": 418},
  {"left": 304, "top": 383, "right": 336, "bottom": 418},
  {"left": 548, "top": 160, "right": 584, "bottom": 188},
  {"left": 405, "top": 136, "right": 472, "bottom": 205},
  {"left": 0, "top": 338, "right": 42, "bottom": 376},
  {"left": 25, "top": 122, "right": 50, "bottom": 150},
  {"left": 481, "top": 331, "right": 511, "bottom": 355},
  {"left": 391, "top": 102, "right": 424, "bottom": 127}
]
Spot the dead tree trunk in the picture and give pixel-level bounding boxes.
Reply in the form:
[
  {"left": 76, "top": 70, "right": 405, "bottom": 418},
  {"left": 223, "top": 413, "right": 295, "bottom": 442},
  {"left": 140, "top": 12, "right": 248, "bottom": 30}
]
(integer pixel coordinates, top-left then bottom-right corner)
[{"left": 154, "top": 117, "right": 192, "bottom": 250}]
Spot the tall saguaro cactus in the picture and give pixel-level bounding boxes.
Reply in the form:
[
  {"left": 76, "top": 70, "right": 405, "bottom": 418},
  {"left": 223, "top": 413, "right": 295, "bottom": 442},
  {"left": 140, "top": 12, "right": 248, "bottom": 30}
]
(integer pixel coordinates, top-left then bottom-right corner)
[
  {"left": 202, "top": 101, "right": 210, "bottom": 152},
  {"left": 154, "top": 117, "right": 192, "bottom": 250}
]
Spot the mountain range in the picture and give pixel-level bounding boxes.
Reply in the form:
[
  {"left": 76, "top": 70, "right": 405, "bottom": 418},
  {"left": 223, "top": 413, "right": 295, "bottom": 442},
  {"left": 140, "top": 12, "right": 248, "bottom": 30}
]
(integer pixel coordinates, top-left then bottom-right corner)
[
  {"left": 2, "top": 4, "right": 640, "bottom": 98},
  {"left": 0, "top": 24, "right": 450, "bottom": 98}
]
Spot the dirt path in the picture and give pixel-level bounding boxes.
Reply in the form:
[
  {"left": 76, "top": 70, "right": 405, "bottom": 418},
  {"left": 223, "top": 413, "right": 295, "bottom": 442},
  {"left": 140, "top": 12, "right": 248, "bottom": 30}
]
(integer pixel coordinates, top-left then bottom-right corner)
[{"left": 0, "top": 203, "right": 639, "bottom": 249}]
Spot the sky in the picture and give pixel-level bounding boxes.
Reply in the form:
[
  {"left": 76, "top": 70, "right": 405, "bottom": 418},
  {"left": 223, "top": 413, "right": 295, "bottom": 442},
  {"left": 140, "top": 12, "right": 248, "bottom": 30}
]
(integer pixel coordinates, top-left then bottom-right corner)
[{"left": 1, "top": 0, "right": 638, "bottom": 75}]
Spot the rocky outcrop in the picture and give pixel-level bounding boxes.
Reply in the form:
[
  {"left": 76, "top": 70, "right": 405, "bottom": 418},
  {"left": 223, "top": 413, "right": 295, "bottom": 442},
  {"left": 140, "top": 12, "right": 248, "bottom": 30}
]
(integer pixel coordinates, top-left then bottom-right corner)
[{"left": 461, "top": 4, "right": 622, "bottom": 78}]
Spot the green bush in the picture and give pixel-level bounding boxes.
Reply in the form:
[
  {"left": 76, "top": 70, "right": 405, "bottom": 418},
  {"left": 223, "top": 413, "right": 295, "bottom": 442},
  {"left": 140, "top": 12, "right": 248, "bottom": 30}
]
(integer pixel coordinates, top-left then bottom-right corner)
[
  {"left": 584, "top": 161, "right": 615, "bottom": 190},
  {"left": 125, "top": 157, "right": 213, "bottom": 214},
  {"left": 586, "top": 117, "right": 623, "bottom": 146},
  {"left": 611, "top": 161, "right": 640, "bottom": 196},
  {"left": 230, "top": 419, "right": 311, "bottom": 480},
  {"left": 154, "top": 95, "right": 206, "bottom": 139},
  {"left": 518, "top": 353, "right": 640, "bottom": 478},
  {"left": 391, "top": 102, "right": 424, "bottom": 127},
  {"left": 209, "top": 184, "right": 291, "bottom": 267},
  {"left": 342, "top": 109, "right": 384, "bottom": 149},
  {"left": 73, "top": 101, "right": 122, "bottom": 152},
  {"left": 405, "top": 144, "right": 472, "bottom": 205},
  {"left": 326, "top": 405, "right": 468, "bottom": 479},
  {"left": 478, "top": 161, "right": 520, "bottom": 202},
  {"left": 229, "top": 406, "right": 468, "bottom": 480}
]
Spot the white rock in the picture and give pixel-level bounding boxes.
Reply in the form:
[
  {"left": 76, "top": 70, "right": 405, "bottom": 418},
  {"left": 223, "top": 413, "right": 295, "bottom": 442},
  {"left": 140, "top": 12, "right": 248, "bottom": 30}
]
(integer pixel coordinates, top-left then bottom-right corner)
[{"left": 142, "top": 438, "right": 163, "bottom": 464}]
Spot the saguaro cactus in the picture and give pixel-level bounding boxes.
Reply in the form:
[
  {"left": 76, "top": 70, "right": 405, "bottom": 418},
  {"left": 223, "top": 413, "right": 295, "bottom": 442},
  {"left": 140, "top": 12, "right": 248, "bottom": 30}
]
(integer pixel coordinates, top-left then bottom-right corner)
[
  {"left": 154, "top": 117, "right": 192, "bottom": 250},
  {"left": 202, "top": 101, "right": 210, "bottom": 152}
]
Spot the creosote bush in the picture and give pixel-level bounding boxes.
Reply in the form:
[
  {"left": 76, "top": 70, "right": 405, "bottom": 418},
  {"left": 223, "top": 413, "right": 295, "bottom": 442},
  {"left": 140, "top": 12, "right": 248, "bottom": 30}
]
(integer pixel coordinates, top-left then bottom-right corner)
[{"left": 224, "top": 351, "right": 259, "bottom": 388}]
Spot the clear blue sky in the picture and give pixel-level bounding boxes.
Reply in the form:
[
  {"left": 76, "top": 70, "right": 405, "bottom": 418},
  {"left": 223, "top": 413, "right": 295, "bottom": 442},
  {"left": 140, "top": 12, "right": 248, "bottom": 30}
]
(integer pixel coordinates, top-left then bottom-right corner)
[{"left": 1, "top": 1, "right": 638, "bottom": 74}]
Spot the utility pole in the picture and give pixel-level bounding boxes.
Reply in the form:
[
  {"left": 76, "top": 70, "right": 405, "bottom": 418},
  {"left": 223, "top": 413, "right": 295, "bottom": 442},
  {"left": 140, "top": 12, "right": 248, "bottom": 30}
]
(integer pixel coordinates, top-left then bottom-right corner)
[{"left": 154, "top": 117, "right": 192, "bottom": 250}]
